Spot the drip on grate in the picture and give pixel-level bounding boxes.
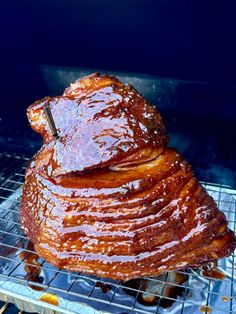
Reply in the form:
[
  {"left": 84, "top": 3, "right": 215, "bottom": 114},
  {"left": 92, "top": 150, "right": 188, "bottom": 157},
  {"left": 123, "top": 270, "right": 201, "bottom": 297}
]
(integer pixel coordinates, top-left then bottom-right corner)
[{"left": 0, "top": 151, "right": 235, "bottom": 314}]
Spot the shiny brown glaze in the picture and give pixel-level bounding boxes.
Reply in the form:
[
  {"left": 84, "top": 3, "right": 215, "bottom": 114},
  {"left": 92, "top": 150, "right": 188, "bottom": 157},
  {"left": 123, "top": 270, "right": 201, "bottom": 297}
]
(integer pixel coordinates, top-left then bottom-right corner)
[
  {"left": 21, "top": 73, "right": 236, "bottom": 281},
  {"left": 19, "top": 242, "right": 44, "bottom": 291},
  {"left": 27, "top": 73, "right": 167, "bottom": 176},
  {"left": 40, "top": 293, "right": 59, "bottom": 306},
  {"left": 124, "top": 272, "right": 186, "bottom": 307},
  {"left": 200, "top": 306, "right": 212, "bottom": 314},
  {"left": 221, "top": 296, "right": 230, "bottom": 302},
  {"left": 202, "top": 267, "right": 226, "bottom": 280}
]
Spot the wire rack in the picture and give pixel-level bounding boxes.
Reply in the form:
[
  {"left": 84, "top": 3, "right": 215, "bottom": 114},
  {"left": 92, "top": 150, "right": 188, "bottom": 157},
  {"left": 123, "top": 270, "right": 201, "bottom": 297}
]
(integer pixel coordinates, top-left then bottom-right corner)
[{"left": 0, "top": 151, "right": 235, "bottom": 314}]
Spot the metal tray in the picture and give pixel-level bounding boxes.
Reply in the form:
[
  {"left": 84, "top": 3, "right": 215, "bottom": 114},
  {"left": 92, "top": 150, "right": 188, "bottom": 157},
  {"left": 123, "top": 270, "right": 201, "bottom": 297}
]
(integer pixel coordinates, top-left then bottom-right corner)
[{"left": 0, "top": 152, "right": 235, "bottom": 314}]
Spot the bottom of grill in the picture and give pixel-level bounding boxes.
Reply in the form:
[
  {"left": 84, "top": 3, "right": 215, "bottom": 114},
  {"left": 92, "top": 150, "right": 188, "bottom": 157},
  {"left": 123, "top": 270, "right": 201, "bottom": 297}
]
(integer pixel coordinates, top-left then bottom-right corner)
[{"left": 0, "top": 152, "right": 235, "bottom": 314}]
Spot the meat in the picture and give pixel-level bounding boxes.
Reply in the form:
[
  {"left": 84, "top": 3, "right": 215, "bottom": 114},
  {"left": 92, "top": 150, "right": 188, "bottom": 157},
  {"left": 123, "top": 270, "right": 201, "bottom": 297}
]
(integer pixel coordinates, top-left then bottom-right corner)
[{"left": 20, "top": 73, "right": 236, "bottom": 281}]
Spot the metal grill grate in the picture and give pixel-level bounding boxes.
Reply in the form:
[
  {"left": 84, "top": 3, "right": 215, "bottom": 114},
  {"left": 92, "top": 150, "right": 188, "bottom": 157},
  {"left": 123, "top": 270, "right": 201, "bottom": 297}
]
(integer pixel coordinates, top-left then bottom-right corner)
[{"left": 0, "top": 151, "right": 235, "bottom": 314}]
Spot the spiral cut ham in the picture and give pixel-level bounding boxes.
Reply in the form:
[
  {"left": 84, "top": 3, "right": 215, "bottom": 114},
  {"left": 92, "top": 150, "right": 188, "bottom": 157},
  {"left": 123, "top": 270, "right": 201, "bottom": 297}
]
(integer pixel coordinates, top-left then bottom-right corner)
[{"left": 20, "top": 73, "right": 236, "bottom": 281}]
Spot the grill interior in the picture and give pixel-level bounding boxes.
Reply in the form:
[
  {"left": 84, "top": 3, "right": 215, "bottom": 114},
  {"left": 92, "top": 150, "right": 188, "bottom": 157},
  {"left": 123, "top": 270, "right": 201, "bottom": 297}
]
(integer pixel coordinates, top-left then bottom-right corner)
[{"left": 0, "top": 151, "right": 235, "bottom": 314}]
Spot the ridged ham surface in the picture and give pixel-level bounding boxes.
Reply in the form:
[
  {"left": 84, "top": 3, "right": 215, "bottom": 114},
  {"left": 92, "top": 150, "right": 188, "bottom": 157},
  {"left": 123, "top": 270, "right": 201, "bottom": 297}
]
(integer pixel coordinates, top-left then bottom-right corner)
[{"left": 20, "top": 73, "right": 236, "bottom": 280}]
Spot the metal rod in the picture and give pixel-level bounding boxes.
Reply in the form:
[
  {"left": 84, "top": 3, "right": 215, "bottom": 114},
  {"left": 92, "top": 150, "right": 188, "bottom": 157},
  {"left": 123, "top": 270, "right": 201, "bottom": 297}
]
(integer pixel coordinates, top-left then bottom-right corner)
[
  {"left": 43, "top": 105, "right": 59, "bottom": 140},
  {"left": 0, "top": 303, "right": 9, "bottom": 314}
]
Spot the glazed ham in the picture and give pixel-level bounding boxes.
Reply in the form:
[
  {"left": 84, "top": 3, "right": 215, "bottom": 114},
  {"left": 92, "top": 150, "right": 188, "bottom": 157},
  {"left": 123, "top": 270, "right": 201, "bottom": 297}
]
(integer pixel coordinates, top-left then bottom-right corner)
[{"left": 20, "top": 73, "right": 236, "bottom": 280}]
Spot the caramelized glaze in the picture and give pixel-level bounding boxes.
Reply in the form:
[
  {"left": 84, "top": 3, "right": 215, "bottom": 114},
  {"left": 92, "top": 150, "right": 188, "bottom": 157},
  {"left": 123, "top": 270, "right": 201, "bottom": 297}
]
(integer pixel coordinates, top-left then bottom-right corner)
[
  {"left": 221, "top": 296, "right": 230, "bottom": 302},
  {"left": 202, "top": 268, "right": 226, "bottom": 280},
  {"left": 200, "top": 305, "right": 212, "bottom": 314},
  {"left": 95, "top": 282, "right": 111, "bottom": 293},
  {"left": 19, "top": 242, "right": 44, "bottom": 291},
  {"left": 124, "top": 272, "right": 186, "bottom": 307},
  {"left": 40, "top": 292, "right": 59, "bottom": 306},
  {"left": 20, "top": 73, "right": 236, "bottom": 281},
  {"left": 27, "top": 73, "right": 167, "bottom": 176}
]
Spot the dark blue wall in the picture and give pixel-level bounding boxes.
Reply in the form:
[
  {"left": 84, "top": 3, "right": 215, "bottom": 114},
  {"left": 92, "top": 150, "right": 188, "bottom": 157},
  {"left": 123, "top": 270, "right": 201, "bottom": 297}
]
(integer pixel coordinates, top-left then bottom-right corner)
[{"left": 1, "top": 0, "right": 236, "bottom": 81}]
